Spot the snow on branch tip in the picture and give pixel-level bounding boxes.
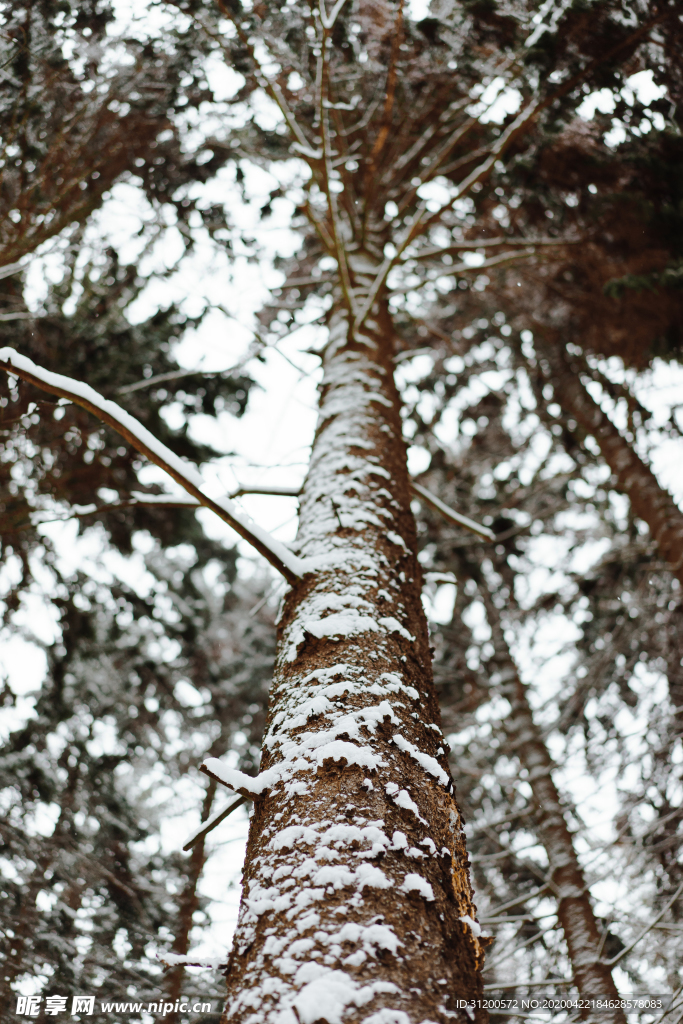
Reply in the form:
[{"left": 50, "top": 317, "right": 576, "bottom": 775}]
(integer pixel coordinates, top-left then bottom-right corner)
[{"left": 0, "top": 347, "right": 305, "bottom": 584}]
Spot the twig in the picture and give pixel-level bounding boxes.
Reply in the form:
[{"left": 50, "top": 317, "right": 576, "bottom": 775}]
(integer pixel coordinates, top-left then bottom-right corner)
[
  {"left": 231, "top": 485, "right": 301, "bottom": 498},
  {"left": 355, "top": 14, "right": 668, "bottom": 333},
  {"left": 115, "top": 351, "right": 258, "bottom": 394},
  {"left": 17, "top": 480, "right": 497, "bottom": 545},
  {"left": 319, "top": 0, "right": 349, "bottom": 30},
  {"left": 483, "top": 920, "right": 559, "bottom": 972},
  {"left": 410, "top": 235, "right": 582, "bottom": 262},
  {"left": 182, "top": 796, "right": 247, "bottom": 852},
  {"left": 0, "top": 260, "right": 27, "bottom": 281},
  {"left": 390, "top": 248, "right": 538, "bottom": 296},
  {"left": 411, "top": 482, "right": 495, "bottom": 540},
  {"left": 0, "top": 311, "right": 32, "bottom": 321},
  {"left": 602, "top": 881, "right": 683, "bottom": 967},
  {"left": 484, "top": 979, "right": 574, "bottom": 991},
  {"left": 211, "top": 2, "right": 316, "bottom": 160},
  {"left": 479, "top": 883, "right": 550, "bottom": 917}
]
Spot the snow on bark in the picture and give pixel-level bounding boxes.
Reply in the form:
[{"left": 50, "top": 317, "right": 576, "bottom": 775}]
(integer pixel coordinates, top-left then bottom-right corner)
[{"left": 221, "top": 298, "right": 486, "bottom": 1022}]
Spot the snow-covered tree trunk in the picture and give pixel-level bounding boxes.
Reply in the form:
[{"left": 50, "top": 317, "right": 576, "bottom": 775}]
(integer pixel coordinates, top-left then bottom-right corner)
[{"left": 219, "top": 285, "right": 486, "bottom": 1022}]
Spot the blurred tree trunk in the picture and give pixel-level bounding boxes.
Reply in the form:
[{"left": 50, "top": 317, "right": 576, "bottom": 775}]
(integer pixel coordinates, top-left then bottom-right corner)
[
  {"left": 477, "top": 577, "right": 626, "bottom": 1021},
  {"left": 541, "top": 338, "right": 683, "bottom": 585}
]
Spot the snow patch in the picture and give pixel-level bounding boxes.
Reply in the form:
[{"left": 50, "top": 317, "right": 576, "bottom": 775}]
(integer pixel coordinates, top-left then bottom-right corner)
[
  {"left": 392, "top": 734, "right": 449, "bottom": 786},
  {"left": 386, "top": 782, "right": 428, "bottom": 824},
  {"left": 201, "top": 758, "right": 280, "bottom": 796},
  {"left": 378, "top": 617, "right": 415, "bottom": 641},
  {"left": 400, "top": 873, "right": 435, "bottom": 901},
  {"left": 361, "top": 1012, "right": 412, "bottom": 1024},
  {"left": 459, "top": 914, "right": 482, "bottom": 937},
  {"left": 158, "top": 953, "right": 226, "bottom": 968},
  {"left": 293, "top": 971, "right": 399, "bottom": 1024},
  {"left": 304, "top": 612, "right": 381, "bottom": 639}
]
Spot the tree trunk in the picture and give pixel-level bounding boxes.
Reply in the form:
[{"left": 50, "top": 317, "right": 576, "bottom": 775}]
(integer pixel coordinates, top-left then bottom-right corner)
[
  {"left": 222, "top": 289, "right": 486, "bottom": 1022},
  {"left": 541, "top": 339, "right": 683, "bottom": 586},
  {"left": 474, "top": 581, "right": 626, "bottom": 1021}
]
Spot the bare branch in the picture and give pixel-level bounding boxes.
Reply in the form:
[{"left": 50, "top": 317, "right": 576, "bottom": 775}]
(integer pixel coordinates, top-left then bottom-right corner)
[
  {"left": 602, "top": 881, "right": 683, "bottom": 967},
  {"left": 391, "top": 248, "right": 538, "bottom": 295},
  {"left": 411, "top": 482, "right": 495, "bottom": 540},
  {"left": 410, "top": 236, "right": 582, "bottom": 262},
  {"left": 0, "top": 260, "right": 26, "bottom": 280},
  {"left": 0, "top": 348, "right": 305, "bottom": 584},
  {"left": 24, "top": 481, "right": 496, "bottom": 545},
  {"left": 211, "top": 1, "right": 317, "bottom": 160},
  {"left": 182, "top": 796, "right": 247, "bottom": 852},
  {"left": 116, "top": 354, "right": 257, "bottom": 395},
  {"left": 354, "top": 15, "right": 667, "bottom": 333}
]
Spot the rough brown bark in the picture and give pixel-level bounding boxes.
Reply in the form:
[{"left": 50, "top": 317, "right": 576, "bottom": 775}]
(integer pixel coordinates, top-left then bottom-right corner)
[
  {"left": 220, "top": 284, "right": 486, "bottom": 1023},
  {"left": 478, "top": 584, "right": 626, "bottom": 1022},
  {"left": 541, "top": 339, "right": 683, "bottom": 586}
]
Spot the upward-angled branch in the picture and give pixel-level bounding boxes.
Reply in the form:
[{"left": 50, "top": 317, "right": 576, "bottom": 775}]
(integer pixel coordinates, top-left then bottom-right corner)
[
  {"left": 0, "top": 348, "right": 305, "bottom": 584},
  {"left": 210, "top": 2, "right": 316, "bottom": 160}
]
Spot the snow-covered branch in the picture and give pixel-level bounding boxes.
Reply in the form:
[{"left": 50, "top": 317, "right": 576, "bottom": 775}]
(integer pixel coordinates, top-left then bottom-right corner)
[
  {"left": 200, "top": 758, "right": 281, "bottom": 797},
  {"left": 0, "top": 348, "right": 306, "bottom": 584},
  {"left": 158, "top": 953, "right": 227, "bottom": 970}
]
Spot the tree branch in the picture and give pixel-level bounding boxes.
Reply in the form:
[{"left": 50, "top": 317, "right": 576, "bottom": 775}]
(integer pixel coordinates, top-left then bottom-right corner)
[
  {"left": 211, "top": 2, "right": 316, "bottom": 161},
  {"left": 18, "top": 480, "right": 497, "bottom": 543},
  {"left": 0, "top": 348, "right": 305, "bottom": 584},
  {"left": 602, "top": 881, "right": 683, "bottom": 967},
  {"left": 411, "top": 482, "right": 495, "bottom": 540},
  {"left": 354, "top": 14, "right": 668, "bottom": 333},
  {"left": 410, "top": 236, "right": 582, "bottom": 263},
  {"left": 182, "top": 795, "right": 247, "bottom": 852},
  {"left": 390, "top": 248, "right": 538, "bottom": 295}
]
